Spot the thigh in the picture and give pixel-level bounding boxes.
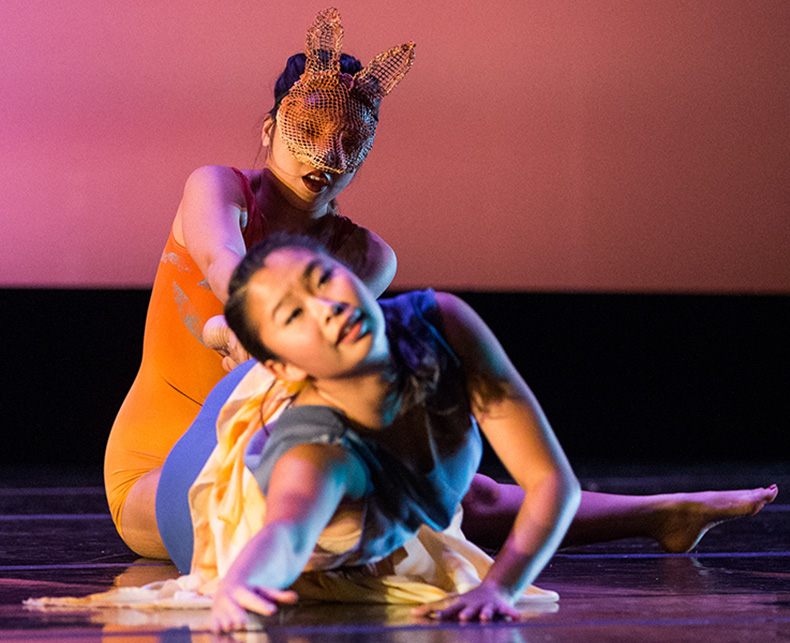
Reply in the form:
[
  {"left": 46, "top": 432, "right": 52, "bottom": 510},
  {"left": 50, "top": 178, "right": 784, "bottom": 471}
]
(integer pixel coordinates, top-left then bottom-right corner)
[{"left": 104, "top": 366, "right": 202, "bottom": 533}]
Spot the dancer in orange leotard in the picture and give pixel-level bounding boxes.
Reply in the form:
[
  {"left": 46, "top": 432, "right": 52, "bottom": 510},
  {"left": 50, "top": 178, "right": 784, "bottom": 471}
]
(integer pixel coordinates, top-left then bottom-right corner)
[{"left": 105, "top": 14, "right": 415, "bottom": 557}]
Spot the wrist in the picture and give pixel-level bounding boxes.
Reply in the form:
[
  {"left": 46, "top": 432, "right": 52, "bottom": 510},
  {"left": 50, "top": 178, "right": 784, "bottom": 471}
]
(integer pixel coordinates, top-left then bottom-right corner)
[{"left": 477, "top": 578, "right": 517, "bottom": 603}]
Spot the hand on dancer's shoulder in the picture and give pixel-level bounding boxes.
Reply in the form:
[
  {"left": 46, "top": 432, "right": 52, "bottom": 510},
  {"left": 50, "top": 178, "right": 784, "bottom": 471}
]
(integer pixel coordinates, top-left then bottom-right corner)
[
  {"left": 211, "top": 578, "right": 298, "bottom": 633},
  {"left": 412, "top": 582, "right": 520, "bottom": 622}
]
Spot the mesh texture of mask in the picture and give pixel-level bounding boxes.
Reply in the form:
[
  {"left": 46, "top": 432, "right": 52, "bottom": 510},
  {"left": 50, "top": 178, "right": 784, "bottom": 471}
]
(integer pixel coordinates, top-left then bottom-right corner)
[{"left": 275, "top": 8, "right": 415, "bottom": 175}]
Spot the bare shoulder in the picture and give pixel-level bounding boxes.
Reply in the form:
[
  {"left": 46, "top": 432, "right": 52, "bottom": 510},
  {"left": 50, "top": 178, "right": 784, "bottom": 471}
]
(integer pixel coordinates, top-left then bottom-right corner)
[
  {"left": 182, "top": 165, "right": 253, "bottom": 204},
  {"left": 340, "top": 224, "right": 393, "bottom": 258},
  {"left": 433, "top": 291, "right": 515, "bottom": 382},
  {"left": 272, "top": 442, "right": 367, "bottom": 500},
  {"left": 174, "top": 166, "right": 256, "bottom": 246},
  {"left": 433, "top": 292, "right": 485, "bottom": 340},
  {"left": 434, "top": 291, "right": 471, "bottom": 313},
  {"left": 355, "top": 226, "right": 396, "bottom": 270}
]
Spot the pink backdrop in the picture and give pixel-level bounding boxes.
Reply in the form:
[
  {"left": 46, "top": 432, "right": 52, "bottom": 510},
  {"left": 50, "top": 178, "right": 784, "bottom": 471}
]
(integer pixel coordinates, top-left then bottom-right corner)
[{"left": 2, "top": 1, "right": 788, "bottom": 292}]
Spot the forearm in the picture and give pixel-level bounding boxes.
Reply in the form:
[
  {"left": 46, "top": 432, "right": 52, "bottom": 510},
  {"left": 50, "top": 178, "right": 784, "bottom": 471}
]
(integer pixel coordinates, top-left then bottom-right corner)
[
  {"left": 334, "top": 229, "right": 396, "bottom": 299},
  {"left": 221, "top": 444, "right": 365, "bottom": 593},
  {"left": 482, "top": 472, "right": 580, "bottom": 600},
  {"left": 221, "top": 521, "right": 312, "bottom": 592},
  {"left": 358, "top": 253, "right": 396, "bottom": 299}
]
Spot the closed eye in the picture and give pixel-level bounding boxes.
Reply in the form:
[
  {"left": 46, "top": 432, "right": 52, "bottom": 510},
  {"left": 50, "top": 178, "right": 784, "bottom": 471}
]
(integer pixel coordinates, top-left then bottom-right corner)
[
  {"left": 318, "top": 268, "right": 333, "bottom": 287},
  {"left": 285, "top": 307, "right": 302, "bottom": 325},
  {"left": 342, "top": 131, "right": 363, "bottom": 151}
]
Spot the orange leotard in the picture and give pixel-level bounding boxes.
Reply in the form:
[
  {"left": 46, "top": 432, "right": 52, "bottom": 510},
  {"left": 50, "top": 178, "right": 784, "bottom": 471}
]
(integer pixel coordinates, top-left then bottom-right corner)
[{"left": 104, "top": 168, "right": 357, "bottom": 541}]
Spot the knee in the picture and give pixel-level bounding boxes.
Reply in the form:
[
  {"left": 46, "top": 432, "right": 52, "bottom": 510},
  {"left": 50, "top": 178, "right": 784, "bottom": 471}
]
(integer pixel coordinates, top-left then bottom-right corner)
[
  {"left": 462, "top": 473, "right": 502, "bottom": 513},
  {"left": 118, "top": 469, "right": 170, "bottom": 560}
]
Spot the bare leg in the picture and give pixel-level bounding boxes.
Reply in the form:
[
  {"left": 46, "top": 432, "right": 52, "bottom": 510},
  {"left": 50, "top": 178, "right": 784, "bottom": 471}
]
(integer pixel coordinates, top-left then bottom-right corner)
[
  {"left": 461, "top": 473, "right": 778, "bottom": 553},
  {"left": 565, "top": 485, "right": 778, "bottom": 552},
  {"left": 119, "top": 467, "right": 169, "bottom": 559}
]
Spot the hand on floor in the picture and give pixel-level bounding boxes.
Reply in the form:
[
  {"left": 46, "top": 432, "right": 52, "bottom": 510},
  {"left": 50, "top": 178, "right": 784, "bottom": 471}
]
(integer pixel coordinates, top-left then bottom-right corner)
[
  {"left": 412, "top": 583, "right": 520, "bottom": 622},
  {"left": 211, "top": 582, "right": 298, "bottom": 632}
]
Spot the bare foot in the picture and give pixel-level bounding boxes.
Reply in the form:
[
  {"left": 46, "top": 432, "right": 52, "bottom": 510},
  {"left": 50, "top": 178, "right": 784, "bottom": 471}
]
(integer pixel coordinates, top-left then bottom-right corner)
[{"left": 655, "top": 485, "right": 778, "bottom": 553}]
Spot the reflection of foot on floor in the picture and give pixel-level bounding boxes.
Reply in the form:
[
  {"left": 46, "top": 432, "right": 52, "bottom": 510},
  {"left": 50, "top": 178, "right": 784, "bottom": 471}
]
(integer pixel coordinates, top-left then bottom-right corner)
[
  {"left": 657, "top": 556, "right": 714, "bottom": 594},
  {"left": 113, "top": 559, "right": 180, "bottom": 589},
  {"left": 655, "top": 485, "right": 778, "bottom": 553}
]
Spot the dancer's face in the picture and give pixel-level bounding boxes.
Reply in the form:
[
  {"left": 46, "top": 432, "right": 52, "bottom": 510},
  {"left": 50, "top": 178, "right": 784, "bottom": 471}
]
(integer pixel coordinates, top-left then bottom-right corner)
[
  {"left": 277, "top": 86, "right": 378, "bottom": 174},
  {"left": 244, "top": 246, "right": 387, "bottom": 381},
  {"left": 263, "top": 118, "right": 357, "bottom": 212}
]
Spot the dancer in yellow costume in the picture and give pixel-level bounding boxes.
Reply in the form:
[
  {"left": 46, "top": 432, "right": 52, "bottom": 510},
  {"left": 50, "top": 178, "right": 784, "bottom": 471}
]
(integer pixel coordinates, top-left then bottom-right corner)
[
  {"left": 214, "top": 232, "right": 580, "bottom": 628},
  {"left": 208, "top": 233, "right": 776, "bottom": 629}
]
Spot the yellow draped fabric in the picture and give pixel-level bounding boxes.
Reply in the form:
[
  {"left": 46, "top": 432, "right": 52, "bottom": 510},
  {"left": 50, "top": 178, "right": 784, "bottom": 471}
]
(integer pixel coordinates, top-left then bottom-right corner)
[{"left": 187, "top": 363, "right": 502, "bottom": 603}]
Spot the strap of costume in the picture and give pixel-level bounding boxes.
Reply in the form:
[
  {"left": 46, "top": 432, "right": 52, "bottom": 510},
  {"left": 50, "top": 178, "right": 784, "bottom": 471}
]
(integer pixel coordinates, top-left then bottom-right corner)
[{"left": 229, "top": 167, "right": 268, "bottom": 245}]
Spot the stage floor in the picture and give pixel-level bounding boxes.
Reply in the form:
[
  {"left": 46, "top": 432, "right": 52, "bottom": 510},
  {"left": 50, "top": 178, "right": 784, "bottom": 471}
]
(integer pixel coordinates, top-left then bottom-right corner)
[{"left": 1, "top": 463, "right": 788, "bottom": 642}]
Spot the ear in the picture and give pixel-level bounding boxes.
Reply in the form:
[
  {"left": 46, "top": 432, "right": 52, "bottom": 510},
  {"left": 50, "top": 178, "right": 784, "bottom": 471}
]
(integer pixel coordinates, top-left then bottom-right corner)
[
  {"left": 261, "top": 114, "right": 275, "bottom": 147},
  {"left": 264, "top": 358, "right": 308, "bottom": 383},
  {"left": 354, "top": 43, "right": 416, "bottom": 102},
  {"left": 304, "top": 7, "right": 343, "bottom": 75}
]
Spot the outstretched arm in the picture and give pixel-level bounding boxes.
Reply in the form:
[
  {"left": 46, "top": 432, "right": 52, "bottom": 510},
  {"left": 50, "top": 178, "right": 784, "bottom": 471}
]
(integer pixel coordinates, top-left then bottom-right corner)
[
  {"left": 211, "top": 442, "right": 367, "bottom": 632},
  {"left": 415, "top": 293, "right": 581, "bottom": 621}
]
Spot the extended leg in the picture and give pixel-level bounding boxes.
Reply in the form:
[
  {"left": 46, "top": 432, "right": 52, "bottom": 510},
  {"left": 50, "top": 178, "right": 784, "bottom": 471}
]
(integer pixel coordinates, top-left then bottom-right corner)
[{"left": 461, "top": 473, "right": 778, "bottom": 553}]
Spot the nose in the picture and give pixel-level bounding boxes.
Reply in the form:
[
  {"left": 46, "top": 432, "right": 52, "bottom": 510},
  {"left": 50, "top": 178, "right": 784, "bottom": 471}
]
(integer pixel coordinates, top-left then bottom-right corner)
[
  {"left": 321, "top": 136, "right": 347, "bottom": 173},
  {"left": 308, "top": 297, "right": 347, "bottom": 323}
]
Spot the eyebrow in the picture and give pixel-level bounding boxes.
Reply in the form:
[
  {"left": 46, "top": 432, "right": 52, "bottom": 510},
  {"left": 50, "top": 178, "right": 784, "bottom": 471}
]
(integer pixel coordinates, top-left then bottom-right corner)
[{"left": 270, "top": 258, "right": 322, "bottom": 322}]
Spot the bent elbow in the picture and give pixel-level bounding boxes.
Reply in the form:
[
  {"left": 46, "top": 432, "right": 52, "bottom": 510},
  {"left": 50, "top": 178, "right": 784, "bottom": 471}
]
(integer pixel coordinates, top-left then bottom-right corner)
[
  {"left": 367, "top": 251, "right": 397, "bottom": 298},
  {"left": 539, "top": 468, "right": 581, "bottom": 525}
]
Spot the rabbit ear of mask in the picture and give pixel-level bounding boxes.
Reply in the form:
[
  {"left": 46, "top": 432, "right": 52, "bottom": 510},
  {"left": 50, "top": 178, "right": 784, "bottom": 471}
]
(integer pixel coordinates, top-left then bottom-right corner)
[
  {"left": 354, "top": 43, "right": 416, "bottom": 102},
  {"left": 304, "top": 7, "right": 344, "bottom": 74}
]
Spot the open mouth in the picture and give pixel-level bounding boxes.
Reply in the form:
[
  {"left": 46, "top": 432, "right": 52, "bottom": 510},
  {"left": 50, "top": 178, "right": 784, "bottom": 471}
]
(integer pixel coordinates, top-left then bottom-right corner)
[
  {"left": 336, "top": 309, "right": 365, "bottom": 345},
  {"left": 302, "top": 171, "right": 331, "bottom": 193}
]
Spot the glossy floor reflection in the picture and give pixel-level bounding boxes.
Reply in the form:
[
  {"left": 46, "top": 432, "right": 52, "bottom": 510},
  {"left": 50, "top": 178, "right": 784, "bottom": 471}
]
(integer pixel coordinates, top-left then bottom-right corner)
[{"left": 1, "top": 464, "right": 788, "bottom": 642}]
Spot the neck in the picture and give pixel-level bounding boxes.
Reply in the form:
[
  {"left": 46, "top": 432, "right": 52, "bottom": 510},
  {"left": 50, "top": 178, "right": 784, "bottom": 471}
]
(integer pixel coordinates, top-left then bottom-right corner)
[
  {"left": 258, "top": 167, "right": 329, "bottom": 229},
  {"left": 298, "top": 363, "right": 400, "bottom": 429}
]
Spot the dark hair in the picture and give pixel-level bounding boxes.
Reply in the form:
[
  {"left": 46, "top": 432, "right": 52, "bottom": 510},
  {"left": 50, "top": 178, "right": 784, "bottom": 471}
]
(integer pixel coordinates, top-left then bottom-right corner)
[
  {"left": 225, "top": 233, "right": 328, "bottom": 364},
  {"left": 226, "top": 234, "right": 445, "bottom": 413},
  {"left": 268, "top": 52, "right": 365, "bottom": 119},
  {"left": 256, "top": 52, "right": 370, "bottom": 196}
]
